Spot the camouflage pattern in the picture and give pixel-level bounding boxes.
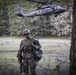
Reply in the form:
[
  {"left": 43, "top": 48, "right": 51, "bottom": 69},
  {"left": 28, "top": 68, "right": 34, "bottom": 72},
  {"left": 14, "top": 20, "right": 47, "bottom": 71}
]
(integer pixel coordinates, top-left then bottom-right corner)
[{"left": 17, "top": 37, "right": 41, "bottom": 75}]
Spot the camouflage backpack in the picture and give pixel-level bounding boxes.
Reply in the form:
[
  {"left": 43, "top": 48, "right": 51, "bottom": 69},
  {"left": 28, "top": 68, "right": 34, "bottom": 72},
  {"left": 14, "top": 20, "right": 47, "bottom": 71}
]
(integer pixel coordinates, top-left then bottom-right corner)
[
  {"left": 31, "top": 37, "right": 43, "bottom": 61},
  {"left": 33, "top": 49, "right": 43, "bottom": 61}
]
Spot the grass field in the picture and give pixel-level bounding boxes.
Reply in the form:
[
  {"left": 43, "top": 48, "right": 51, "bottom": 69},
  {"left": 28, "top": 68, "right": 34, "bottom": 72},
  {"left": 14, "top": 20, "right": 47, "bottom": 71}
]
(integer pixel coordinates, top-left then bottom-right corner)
[
  {"left": 0, "top": 37, "right": 71, "bottom": 75},
  {"left": 0, "top": 37, "right": 70, "bottom": 51}
]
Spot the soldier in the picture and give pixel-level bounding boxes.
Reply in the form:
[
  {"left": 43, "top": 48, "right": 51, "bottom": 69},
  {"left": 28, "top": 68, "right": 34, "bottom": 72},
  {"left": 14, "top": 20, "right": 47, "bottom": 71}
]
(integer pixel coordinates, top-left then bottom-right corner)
[{"left": 17, "top": 29, "right": 41, "bottom": 75}]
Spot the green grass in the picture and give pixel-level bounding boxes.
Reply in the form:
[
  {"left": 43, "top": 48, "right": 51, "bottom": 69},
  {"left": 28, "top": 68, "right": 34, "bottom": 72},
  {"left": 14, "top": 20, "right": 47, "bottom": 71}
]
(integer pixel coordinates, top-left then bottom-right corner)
[
  {"left": 0, "top": 52, "right": 59, "bottom": 71},
  {"left": 0, "top": 52, "right": 20, "bottom": 75},
  {"left": 0, "top": 37, "right": 70, "bottom": 51},
  {"left": 0, "top": 52, "right": 17, "bottom": 60},
  {"left": 0, "top": 37, "right": 21, "bottom": 51},
  {"left": 0, "top": 36, "right": 70, "bottom": 75}
]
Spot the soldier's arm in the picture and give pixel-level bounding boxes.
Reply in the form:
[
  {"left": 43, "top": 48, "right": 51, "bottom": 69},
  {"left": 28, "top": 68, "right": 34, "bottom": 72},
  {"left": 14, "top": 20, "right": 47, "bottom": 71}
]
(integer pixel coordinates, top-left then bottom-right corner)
[{"left": 33, "top": 39, "right": 41, "bottom": 50}]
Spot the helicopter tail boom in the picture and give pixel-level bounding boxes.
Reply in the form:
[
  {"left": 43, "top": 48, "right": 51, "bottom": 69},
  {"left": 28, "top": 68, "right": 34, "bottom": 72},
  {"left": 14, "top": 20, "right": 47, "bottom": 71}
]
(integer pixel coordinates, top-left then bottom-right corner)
[
  {"left": 17, "top": 8, "right": 26, "bottom": 18},
  {"left": 17, "top": 7, "right": 36, "bottom": 18}
]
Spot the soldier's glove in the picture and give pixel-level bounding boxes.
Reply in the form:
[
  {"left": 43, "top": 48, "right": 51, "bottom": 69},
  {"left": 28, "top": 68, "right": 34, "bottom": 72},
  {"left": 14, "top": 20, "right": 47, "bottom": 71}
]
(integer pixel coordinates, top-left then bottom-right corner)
[
  {"left": 17, "top": 53, "right": 22, "bottom": 63},
  {"left": 32, "top": 44, "right": 39, "bottom": 50}
]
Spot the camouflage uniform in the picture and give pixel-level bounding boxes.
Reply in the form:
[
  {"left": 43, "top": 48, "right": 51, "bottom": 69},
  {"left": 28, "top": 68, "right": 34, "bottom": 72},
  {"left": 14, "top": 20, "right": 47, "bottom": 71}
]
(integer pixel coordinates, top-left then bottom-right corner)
[{"left": 18, "top": 36, "right": 41, "bottom": 75}]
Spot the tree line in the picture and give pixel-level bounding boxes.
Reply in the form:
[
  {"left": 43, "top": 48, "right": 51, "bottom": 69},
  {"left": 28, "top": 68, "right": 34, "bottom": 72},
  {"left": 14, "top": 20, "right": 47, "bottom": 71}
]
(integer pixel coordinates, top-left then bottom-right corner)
[{"left": 0, "top": 0, "right": 72, "bottom": 37}]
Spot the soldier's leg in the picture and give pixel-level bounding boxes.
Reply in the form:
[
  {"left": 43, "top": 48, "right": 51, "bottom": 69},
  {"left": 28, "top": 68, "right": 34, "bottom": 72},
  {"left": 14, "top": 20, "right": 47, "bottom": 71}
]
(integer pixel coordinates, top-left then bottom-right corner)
[
  {"left": 20, "top": 63, "right": 23, "bottom": 74},
  {"left": 23, "top": 60, "right": 29, "bottom": 74},
  {"left": 30, "top": 67, "right": 37, "bottom": 75},
  {"left": 28, "top": 59, "right": 38, "bottom": 75}
]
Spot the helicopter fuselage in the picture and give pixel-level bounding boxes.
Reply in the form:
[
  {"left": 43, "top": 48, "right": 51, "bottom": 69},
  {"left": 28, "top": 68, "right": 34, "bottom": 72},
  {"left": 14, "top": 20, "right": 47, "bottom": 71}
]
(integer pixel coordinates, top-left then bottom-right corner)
[
  {"left": 17, "top": 5, "right": 65, "bottom": 18},
  {"left": 25, "top": 8, "right": 52, "bottom": 17}
]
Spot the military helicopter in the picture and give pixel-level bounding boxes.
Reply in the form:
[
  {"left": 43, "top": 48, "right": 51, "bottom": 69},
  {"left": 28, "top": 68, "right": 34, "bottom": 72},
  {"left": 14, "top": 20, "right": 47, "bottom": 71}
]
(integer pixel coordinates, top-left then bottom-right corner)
[{"left": 17, "top": 0, "right": 65, "bottom": 18}]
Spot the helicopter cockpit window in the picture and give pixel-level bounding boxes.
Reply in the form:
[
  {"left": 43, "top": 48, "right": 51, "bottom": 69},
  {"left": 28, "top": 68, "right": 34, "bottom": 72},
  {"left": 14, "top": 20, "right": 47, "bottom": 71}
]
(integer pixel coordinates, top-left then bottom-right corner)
[{"left": 55, "top": 6, "right": 63, "bottom": 10}]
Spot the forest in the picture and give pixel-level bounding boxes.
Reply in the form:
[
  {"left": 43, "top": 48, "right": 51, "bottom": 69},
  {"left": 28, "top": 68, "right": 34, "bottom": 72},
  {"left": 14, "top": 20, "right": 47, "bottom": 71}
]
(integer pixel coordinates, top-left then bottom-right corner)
[{"left": 0, "top": 0, "right": 72, "bottom": 37}]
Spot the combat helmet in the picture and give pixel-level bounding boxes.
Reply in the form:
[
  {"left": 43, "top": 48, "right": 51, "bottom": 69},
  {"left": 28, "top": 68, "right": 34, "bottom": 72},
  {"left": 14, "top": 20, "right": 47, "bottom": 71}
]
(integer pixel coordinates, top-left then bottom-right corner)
[{"left": 23, "top": 29, "right": 30, "bottom": 35}]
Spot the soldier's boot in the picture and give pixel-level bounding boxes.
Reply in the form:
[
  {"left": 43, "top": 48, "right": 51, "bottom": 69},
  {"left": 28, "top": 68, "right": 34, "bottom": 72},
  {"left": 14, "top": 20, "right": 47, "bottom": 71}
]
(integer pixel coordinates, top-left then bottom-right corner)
[{"left": 21, "top": 72, "right": 25, "bottom": 75}]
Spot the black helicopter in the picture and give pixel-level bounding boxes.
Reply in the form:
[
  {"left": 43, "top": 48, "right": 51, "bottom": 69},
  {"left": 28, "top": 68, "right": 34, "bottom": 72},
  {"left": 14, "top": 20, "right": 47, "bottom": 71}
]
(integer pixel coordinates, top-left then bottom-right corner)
[{"left": 17, "top": 0, "right": 65, "bottom": 18}]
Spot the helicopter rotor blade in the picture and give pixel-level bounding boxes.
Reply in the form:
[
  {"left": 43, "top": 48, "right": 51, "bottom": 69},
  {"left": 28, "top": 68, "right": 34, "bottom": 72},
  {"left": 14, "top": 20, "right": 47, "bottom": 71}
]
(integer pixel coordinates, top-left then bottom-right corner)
[
  {"left": 27, "top": 0, "right": 60, "bottom": 5},
  {"left": 27, "top": 0, "right": 47, "bottom": 4}
]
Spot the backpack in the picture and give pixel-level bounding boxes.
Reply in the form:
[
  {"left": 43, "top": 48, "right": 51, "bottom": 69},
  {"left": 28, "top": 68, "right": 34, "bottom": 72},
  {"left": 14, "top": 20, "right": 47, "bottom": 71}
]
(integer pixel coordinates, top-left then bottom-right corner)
[
  {"left": 33, "top": 49, "right": 43, "bottom": 61},
  {"left": 31, "top": 37, "right": 43, "bottom": 61}
]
